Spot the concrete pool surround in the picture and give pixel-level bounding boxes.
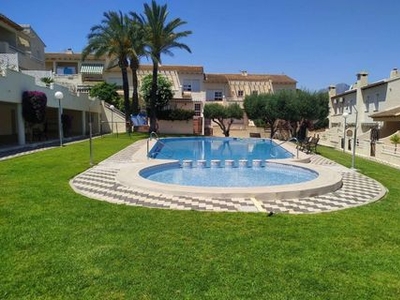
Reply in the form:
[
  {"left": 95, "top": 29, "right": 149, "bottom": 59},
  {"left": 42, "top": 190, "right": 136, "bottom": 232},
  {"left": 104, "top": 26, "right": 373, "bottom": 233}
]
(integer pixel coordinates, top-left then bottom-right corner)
[
  {"left": 70, "top": 138, "right": 387, "bottom": 213},
  {"left": 115, "top": 137, "right": 342, "bottom": 201},
  {"left": 117, "top": 159, "right": 342, "bottom": 200}
]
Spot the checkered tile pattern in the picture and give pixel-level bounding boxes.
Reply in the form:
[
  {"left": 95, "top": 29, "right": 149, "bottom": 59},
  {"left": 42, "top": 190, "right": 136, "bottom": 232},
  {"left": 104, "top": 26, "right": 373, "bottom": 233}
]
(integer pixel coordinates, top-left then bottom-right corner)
[{"left": 70, "top": 143, "right": 386, "bottom": 214}]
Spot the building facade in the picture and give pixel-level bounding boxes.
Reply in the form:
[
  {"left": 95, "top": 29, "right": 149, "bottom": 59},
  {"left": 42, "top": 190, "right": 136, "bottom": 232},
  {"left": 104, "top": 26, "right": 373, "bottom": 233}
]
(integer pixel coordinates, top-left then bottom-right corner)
[
  {"left": 322, "top": 69, "right": 400, "bottom": 166},
  {"left": 0, "top": 13, "right": 297, "bottom": 148},
  {"left": 0, "top": 15, "right": 104, "bottom": 149}
]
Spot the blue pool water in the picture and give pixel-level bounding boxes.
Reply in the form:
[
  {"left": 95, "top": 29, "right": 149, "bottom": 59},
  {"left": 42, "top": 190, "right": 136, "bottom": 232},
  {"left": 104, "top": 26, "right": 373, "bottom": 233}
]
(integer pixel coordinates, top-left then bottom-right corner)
[
  {"left": 148, "top": 137, "right": 293, "bottom": 163},
  {"left": 141, "top": 162, "right": 318, "bottom": 187},
  {"left": 143, "top": 137, "right": 316, "bottom": 188}
]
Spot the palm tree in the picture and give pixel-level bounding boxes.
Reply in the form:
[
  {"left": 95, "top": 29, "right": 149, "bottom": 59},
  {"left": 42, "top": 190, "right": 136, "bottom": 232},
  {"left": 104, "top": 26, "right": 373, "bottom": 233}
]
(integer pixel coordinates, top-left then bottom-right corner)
[
  {"left": 82, "top": 11, "right": 131, "bottom": 132},
  {"left": 132, "top": 0, "right": 192, "bottom": 132},
  {"left": 127, "top": 20, "right": 146, "bottom": 116}
]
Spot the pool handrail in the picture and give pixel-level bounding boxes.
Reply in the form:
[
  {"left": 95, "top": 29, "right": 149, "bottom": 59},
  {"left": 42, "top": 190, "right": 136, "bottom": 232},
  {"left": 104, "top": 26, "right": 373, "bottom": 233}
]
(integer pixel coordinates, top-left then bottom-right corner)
[
  {"left": 274, "top": 137, "right": 299, "bottom": 159},
  {"left": 147, "top": 131, "right": 159, "bottom": 158},
  {"left": 147, "top": 132, "right": 175, "bottom": 159}
]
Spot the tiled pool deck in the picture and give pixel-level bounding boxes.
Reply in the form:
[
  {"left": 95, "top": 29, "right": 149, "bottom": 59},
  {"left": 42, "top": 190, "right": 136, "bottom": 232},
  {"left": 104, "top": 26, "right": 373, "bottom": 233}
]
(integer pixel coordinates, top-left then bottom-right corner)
[{"left": 70, "top": 140, "right": 387, "bottom": 214}]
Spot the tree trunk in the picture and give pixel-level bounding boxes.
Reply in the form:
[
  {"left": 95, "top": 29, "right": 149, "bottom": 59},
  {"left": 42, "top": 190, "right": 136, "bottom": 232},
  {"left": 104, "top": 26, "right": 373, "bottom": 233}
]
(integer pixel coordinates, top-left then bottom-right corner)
[
  {"left": 149, "top": 58, "right": 159, "bottom": 133},
  {"left": 130, "top": 58, "right": 140, "bottom": 116},
  {"left": 120, "top": 59, "right": 130, "bottom": 133}
]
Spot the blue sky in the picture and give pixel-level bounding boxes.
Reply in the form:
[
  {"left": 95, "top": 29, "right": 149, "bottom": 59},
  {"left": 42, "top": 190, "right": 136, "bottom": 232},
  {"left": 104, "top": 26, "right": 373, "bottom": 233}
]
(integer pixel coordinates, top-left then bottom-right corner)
[{"left": 2, "top": 0, "right": 400, "bottom": 91}]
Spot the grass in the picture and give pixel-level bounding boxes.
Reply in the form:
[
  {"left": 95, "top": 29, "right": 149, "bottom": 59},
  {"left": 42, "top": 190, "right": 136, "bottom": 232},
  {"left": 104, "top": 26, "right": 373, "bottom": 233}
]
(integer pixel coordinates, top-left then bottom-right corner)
[{"left": 1, "top": 134, "right": 400, "bottom": 299}]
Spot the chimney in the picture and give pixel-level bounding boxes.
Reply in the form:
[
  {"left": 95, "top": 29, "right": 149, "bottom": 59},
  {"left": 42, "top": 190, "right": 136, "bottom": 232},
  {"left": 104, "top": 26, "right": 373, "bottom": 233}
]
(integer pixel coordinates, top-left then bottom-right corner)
[
  {"left": 356, "top": 71, "right": 368, "bottom": 87},
  {"left": 65, "top": 48, "right": 74, "bottom": 54},
  {"left": 390, "top": 68, "right": 399, "bottom": 79},
  {"left": 241, "top": 70, "right": 248, "bottom": 76},
  {"left": 328, "top": 85, "right": 336, "bottom": 97}
]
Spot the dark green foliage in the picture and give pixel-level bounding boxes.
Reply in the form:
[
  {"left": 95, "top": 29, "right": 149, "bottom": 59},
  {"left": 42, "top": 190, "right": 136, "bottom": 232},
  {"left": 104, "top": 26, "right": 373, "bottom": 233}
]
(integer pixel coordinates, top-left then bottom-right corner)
[
  {"left": 253, "top": 119, "right": 267, "bottom": 128},
  {"left": 204, "top": 103, "right": 243, "bottom": 137},
  {"left": 244, "top": 90, "right": 329, "bottom": 138},
  {"left": 22, "top": 91, "right": 47, "bottom": 124},
  {"left": 132, "top": 0, "right": 192, "bottom": 132},
  {"left": 82, "top": 11, "right": 132, "bottom": 128},
  {"left": 89, "top": 82, "right": 122, "bottom": 110},
  {"left": 140, "top": 74, "right": 173, "bottom": 113},
  {"left": 40, "top": 77, "right": 54, "bottom": 86}
]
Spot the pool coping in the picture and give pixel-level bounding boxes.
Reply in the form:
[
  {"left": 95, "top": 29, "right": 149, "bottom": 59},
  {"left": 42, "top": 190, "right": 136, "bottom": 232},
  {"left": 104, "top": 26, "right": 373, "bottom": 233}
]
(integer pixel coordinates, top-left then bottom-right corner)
[{"left": 117, "top": 160, "right": 343, "bottom": 201}]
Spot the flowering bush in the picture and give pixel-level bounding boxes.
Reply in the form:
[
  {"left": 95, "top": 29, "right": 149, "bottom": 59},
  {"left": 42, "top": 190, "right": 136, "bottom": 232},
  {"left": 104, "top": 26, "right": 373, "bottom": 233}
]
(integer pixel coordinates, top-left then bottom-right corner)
[{"left": 22, "top": 91, "right": 47, "bottom": 123}]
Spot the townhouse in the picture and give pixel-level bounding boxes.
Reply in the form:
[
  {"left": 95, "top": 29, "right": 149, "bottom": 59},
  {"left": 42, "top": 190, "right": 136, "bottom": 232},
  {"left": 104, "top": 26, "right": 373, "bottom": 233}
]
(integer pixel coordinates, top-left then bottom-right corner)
[
  {"left": 0, "top": 13, "right": 296, "bottom": 148},
  {"left": 323, "top": 69, "right": 400, "bottom": 166}
]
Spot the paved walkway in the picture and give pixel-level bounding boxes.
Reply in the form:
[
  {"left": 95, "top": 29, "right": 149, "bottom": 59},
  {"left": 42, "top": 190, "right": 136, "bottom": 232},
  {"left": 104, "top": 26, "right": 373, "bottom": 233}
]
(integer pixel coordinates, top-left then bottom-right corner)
[{"left": 70, "top": 140, "right": 387, "bottom": 214}]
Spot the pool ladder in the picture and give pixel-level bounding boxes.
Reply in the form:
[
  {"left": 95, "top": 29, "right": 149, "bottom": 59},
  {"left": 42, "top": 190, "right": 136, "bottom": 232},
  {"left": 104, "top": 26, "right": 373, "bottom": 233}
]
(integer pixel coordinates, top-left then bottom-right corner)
[
  {"left": 273, "top": 137, "right": 299, "bottom": 159},
  {"left": 147, "top": 131, "right": 159, "bottom": 158},
  {"left": 147, "top": 131, "right": 175, "bottom": 159}
]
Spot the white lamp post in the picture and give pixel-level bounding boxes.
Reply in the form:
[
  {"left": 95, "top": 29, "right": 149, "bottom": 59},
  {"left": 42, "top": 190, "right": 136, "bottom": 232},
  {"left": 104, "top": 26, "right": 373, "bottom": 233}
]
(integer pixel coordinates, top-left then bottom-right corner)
[
  {"left": 109, "top": 105, "right": 115, "bottom": 135},
  {"left": 89, "top": 101, "right": 94, "bottom": 166},
  {"left": 342, "top": 112, "right": 348, "bottom": 152},
  {"left": 55, "top": 91, "right": 64, "bottom": 147},
  {"left": 351, "top": 106, "right": 358, "bottom": 169}
]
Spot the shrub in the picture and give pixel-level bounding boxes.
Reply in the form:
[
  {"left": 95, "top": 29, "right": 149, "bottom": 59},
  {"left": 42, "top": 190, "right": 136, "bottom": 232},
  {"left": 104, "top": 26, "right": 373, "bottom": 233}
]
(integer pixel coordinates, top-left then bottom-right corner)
[{"left": 22, "top": 91, "right": 47, "bottom": 123}]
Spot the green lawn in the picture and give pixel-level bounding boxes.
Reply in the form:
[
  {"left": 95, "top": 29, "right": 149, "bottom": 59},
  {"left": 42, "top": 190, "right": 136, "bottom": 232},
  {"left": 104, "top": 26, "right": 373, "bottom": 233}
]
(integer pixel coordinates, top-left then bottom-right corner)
[{"left": 1, "top": 134, "right": 400, "bottom": 299}]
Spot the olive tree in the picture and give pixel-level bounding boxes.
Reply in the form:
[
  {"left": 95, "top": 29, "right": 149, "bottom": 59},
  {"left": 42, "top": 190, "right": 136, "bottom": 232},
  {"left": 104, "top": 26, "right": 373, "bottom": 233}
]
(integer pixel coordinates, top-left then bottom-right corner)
[
  {"left": 244, "top": 90, "right": 329, "bottom": 140},
  {"left": 203, "top": 103, "right": 243, "bottom": 137}
]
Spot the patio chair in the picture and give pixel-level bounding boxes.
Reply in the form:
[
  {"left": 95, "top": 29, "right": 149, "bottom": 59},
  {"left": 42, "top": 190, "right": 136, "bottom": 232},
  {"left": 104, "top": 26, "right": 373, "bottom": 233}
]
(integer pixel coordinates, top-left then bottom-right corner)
[{"left": 305, "top": 136, "right": 320, "bottom": 153}]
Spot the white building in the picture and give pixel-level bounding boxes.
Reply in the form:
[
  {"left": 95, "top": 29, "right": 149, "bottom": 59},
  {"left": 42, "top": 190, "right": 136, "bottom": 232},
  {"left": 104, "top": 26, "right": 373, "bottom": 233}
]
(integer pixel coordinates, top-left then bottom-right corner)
[
  {"left": 0, "top": 13, "right": 297, "bottom": 148},
  {"left": 322, "top": 69, "right": 400, "bottom": 166}
]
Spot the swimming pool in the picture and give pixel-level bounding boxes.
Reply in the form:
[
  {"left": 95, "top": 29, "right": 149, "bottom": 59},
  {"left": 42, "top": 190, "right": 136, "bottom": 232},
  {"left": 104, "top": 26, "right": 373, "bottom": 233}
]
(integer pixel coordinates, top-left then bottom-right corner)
[
  {"left": 113, "top": 138, "right": 343, "bottom": 201},
  {"left": 148, "top": 137, "right": 293, "bottom": 163},
  {"left": 140, "top": 161, "right": 318, "bottom": 187},
  {"left": 142, "top": 136, "right": 326, "bottom": 189}
]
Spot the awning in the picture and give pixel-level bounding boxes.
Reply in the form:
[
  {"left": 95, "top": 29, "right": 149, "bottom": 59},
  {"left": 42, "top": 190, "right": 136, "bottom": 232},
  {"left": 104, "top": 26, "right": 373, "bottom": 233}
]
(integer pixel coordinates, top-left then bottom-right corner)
[{"left": 80, "top": 63, "right": 104, "bottom": 74}]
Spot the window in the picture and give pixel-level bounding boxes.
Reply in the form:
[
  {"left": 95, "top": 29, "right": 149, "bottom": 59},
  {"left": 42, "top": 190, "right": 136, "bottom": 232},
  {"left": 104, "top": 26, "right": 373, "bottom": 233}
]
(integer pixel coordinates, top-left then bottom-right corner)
[
  {"left": 194, "top": 103, "right": 201, "bottom": 116},
  {"left": 365, "top": 96, "right": 370, "bottom": 112},
  {"left": 237, "top": 90, "right": 244, "bottom": 97},
  {"left": 206, "top": 90, "right": 223, "bottom": 101},
  {"left": 214, "top": 91, "right": 223, "bottom": 101},
  {"left": 183, "top": 79, "right": 200, "bottom": 92},
  {"left": 374, "top": 94, "right": 379, "bottom": 111},
  {"left": 56, "top": 66, "right": 77, "bottom": 75},
  {"left": 252, "top": 90, "right": 258, "bottom": 95}
]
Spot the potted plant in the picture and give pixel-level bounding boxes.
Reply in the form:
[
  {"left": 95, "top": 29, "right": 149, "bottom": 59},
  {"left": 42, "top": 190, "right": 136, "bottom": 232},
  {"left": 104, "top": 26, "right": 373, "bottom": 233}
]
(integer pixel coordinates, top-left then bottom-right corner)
[
  {"left": 390, "top": 134, "right": 400, "bottom": 154},
  {"left": 40, "top": 77, "right": 54, "bottom": 88}
]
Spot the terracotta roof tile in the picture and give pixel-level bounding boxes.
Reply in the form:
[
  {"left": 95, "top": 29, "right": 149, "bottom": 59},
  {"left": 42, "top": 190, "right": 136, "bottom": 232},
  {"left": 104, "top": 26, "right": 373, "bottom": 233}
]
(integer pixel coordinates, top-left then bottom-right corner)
[{"left": 205, "top": 73, "right": 296, "bottom": 84}]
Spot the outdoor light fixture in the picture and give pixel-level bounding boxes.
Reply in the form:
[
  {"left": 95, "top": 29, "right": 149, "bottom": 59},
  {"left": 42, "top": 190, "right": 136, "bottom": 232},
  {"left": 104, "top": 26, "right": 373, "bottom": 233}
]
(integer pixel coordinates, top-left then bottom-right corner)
[
  {"left": 342, "top": 112, "right": 348, "bottom": 153},
  {"left": 88, "top": 100, "right": 95, "bottom": 166},
  {"left": 351, "top": 106, "right": 358, "bottom": 169},
  {"left": 109, "top": 105, "right": 115, "bottom": 135},
  {"left": 55, "top": 91, "right": 64, "bottom": 147}
]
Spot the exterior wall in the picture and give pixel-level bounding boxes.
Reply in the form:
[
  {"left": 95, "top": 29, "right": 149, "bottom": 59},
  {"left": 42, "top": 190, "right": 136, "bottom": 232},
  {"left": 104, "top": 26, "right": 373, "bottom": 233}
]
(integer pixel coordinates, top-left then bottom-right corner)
[
  {"left": 0, "top": 69, "right": 102, "bottom": 147},
  {"left": 321, "top": 69, "right": 400, "bottom": 168},
  {"left": 158, "top": 119, "right": 193, "bottom": 135},
  {"left": 0, "top": 102, "right": 17, "bottom": 135},
  {"left": 0, "top": 16, "right": 45, "bottom": 71},
  {"left": 101, "top": 103, "right": 126, "bottom": 134},
  {"left": 203, "top": 82, "right": 228, "bottom": 102},
  {"left": 271, "top": 82, "right": 297, "bottom": 92}
]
